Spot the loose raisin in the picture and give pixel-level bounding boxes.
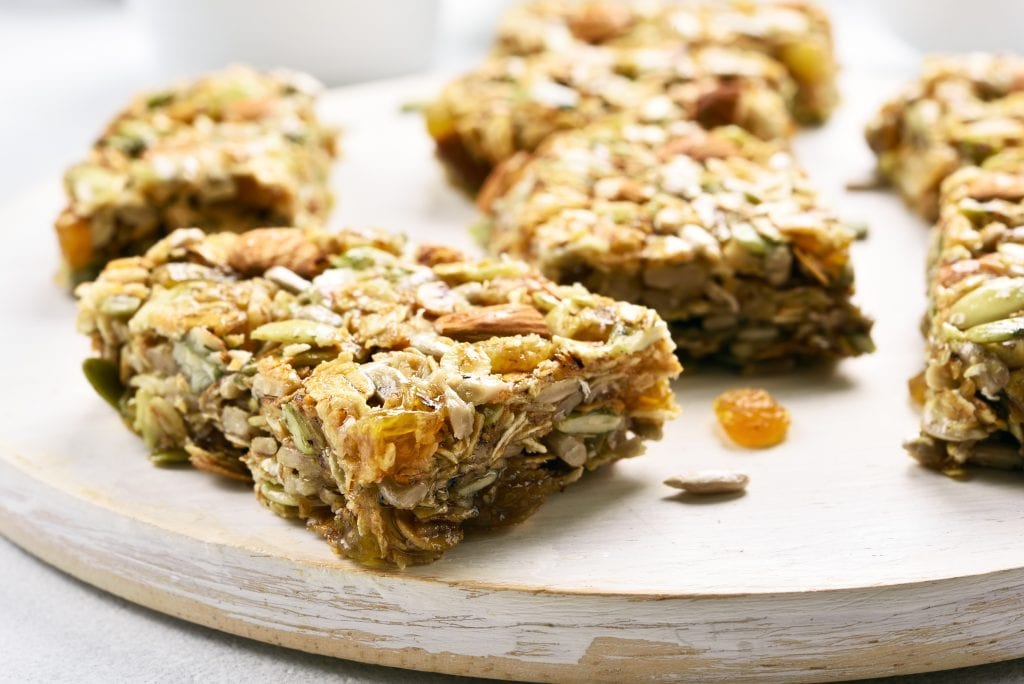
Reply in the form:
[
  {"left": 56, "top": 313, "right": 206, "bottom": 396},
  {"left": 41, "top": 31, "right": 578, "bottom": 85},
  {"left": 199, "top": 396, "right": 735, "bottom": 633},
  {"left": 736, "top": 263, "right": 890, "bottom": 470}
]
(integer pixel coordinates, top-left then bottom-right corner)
[{"left": 713, "top": 388, "right": 790, "bottom": 449}]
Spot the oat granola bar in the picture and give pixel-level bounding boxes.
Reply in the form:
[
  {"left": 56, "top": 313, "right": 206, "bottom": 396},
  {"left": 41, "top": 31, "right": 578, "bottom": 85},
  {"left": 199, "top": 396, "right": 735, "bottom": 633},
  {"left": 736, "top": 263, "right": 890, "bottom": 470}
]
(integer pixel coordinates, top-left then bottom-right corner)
[
  {"left": 77, "top": 227, "right": 681, "bottom": 566},
  {"left": 425, "top": 43, "right": 797, "bottom": 191},
  {"left": 481, "top": 116, "right": 874, "bottom": 368},
  {"left": 495, "top": 0, "right": 838, "bottom": 124},
  {"left": 905, "top": 164, "right": 1024, "bottom": 471},
  {"left": 56, "top": 66, "right": 338, "bottom": 286},
  {"left": 75, "top": 227, "right": 403, "bottom": 481},
  {"left": 866, "top": 54, "right": 1024, "bottom": 220}
]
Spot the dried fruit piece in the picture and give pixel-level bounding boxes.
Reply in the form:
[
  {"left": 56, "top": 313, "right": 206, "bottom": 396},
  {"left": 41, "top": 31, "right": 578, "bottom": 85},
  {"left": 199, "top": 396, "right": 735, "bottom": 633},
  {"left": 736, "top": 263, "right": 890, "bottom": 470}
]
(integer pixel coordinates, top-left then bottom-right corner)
[
  {"left": 434, "top": 303, "right": 551, "bottom": 342},
  {"left": 664, "top": 470, "right": 749, "bottom": 495},
  {"left": 713, "top": 388, "right": 790, "bottom": 449},
  {"left": 908, "top": 370, "right": 927, "bottom": 406}
]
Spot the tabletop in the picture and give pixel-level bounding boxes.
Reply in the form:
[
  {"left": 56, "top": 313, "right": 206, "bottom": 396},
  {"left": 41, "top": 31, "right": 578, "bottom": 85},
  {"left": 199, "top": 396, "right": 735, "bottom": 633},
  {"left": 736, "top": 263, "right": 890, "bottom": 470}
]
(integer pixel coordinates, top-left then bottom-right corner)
[{"left": 2, "top": 2, "right": 1023, "bottom": 682}]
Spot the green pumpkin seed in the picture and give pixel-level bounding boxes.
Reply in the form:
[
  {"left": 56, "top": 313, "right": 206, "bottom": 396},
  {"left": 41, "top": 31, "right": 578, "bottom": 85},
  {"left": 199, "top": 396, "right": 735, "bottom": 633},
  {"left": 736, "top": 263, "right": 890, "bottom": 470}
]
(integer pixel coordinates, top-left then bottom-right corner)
[
  {"left": 148, "top": 449, "right": 190, "bottom": 466},
  {"left": 172, "top": 339, "right": 221, "bottom": 393},
  {"left": 949, "top": 277, "right": 1024, "bottom": 329},
  {"left": 252, "top": 319, "right": 342, "bottom": 347},
  {"left": 82, "top": 358, "right": 124, "bottom": 409},
  {"left": 281, "top": 402, "right": 324, "bottom": 455},
  {"left": 99, "top": 294, "right": 142, "bottom": 317},
  {"left": 963, "top": 317, "right": 1024, "bottom": 344},
  {"left": 731, "top": 222, "right": 768, "bottom": 255}
]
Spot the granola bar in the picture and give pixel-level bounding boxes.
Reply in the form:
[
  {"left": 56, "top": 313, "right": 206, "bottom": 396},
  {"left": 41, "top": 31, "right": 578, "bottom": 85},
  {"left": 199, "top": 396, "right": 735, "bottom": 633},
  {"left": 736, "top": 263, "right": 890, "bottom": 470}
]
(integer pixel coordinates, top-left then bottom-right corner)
[
  {"left": 866, "top": 54, "right": 1024, "bottom": 220},
  {"left": 905, "top": 164, "right": 1024, "bottom": 471},
  {"left": 75, "top": 227, "right": 404, "bottom": 480},
  {"left": 480, "top": 116, "right": 874, "bottom": 368},
  {"left": 495, "top": 0, "right": 838, "bottom": 124},
  {"left": 77, "top": 228, "right": 681, "bottom": 566},
  {"left": 425, "top": 42, "right": 797, "bottom": 190},
  {"left": 56, "top": 66, "right": 338, "bottom": 286}
]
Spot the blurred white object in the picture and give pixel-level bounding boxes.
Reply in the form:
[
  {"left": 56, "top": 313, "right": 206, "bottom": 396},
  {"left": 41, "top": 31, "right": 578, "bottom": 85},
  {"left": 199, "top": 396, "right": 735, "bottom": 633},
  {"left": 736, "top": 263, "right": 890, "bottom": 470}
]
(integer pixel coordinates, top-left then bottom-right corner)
[
  {"left": 129, "top": 0, "right": 440, "bottom": 85},
  {"left": 438, "top": 0, "right": 517, "bottom": 51},
  {"left": 878, "top": 0, "right": 1024, "bottom": 53}
]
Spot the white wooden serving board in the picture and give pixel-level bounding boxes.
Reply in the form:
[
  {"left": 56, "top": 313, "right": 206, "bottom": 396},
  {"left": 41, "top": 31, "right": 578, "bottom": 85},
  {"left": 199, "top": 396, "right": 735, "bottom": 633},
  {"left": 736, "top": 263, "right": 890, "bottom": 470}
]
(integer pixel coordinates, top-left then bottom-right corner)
[{"left": 3, "top": 73, "right": 1024, "bottom": 684}]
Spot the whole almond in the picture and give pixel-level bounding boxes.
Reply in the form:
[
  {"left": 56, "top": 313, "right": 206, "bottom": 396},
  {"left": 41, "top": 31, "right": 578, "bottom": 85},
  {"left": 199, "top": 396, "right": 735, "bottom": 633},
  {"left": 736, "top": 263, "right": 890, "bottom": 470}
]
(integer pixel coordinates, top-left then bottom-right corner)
[
  {"left": 434, "top": 303, "right": 551, "bottom": 342},
  {"left": 694, "top": 83, "right": 742, "bottom": 130},
  {"left": 966, "top": 174, "right": 1024, "bottom": 202},
  {"left": 228, "top": 228, "right": 328, "bottom": 278},
  {"left": 567, "top": 2, "right": 633, "bottom": 43}
]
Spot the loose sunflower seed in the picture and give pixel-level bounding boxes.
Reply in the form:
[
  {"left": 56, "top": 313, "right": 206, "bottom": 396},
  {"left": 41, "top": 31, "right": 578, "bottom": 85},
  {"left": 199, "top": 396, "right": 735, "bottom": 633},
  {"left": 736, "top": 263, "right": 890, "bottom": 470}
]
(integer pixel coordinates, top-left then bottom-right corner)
[{"left": 664, "top": 470, "right": 749, "bottom": 495}]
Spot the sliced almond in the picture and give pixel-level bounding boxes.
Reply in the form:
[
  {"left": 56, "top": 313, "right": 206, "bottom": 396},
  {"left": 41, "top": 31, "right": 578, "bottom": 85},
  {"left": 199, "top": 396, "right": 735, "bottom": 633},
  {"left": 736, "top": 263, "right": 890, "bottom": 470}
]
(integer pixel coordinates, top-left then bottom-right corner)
[
  {"left": 434, "top": 303, "right": 551, "bottom": 342},
  {"left": 965, "top": 174, "right": 1024, "bottom": 202},
  {"left": 227, "top": 228, "right": 328, "bottom": 278}
]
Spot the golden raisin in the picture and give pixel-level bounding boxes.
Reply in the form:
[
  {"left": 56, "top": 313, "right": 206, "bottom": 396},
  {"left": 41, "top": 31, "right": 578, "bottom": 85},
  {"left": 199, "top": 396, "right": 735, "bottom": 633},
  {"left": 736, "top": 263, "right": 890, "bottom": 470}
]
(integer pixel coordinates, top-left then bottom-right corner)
[
  {"left": 713, "top": 388, "right": 790, "bottom": 449},
  {"left": 907, "top": 370, "right": 927, "bottom": 406}
]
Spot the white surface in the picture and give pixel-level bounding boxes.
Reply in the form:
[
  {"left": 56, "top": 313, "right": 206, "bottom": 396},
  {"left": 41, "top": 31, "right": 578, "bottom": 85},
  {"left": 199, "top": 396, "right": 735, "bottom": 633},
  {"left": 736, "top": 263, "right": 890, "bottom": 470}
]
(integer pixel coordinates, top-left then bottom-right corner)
[
  {"left": 876, "top": 0, "right": 1024, "bottom": 53},
  {"left": 129, "top": 0, "right": 442, "bottom": 85},
  {"left": 1, "top": 2, "right": 1023, "bottom": 683}
]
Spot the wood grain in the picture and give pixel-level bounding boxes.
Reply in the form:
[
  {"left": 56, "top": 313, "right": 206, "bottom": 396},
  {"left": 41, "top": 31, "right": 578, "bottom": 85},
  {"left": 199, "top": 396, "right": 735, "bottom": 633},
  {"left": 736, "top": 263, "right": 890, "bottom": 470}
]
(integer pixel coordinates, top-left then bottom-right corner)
[{"left": 1, "top": 74, "right": 1024, "bottom": 682}]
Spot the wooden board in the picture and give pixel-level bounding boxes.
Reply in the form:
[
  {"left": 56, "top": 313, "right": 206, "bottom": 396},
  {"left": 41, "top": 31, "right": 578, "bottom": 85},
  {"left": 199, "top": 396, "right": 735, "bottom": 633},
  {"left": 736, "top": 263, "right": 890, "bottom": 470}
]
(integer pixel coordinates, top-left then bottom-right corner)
[{"left": 3, "top": 73, "right": 1024, "bottom": 683}]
